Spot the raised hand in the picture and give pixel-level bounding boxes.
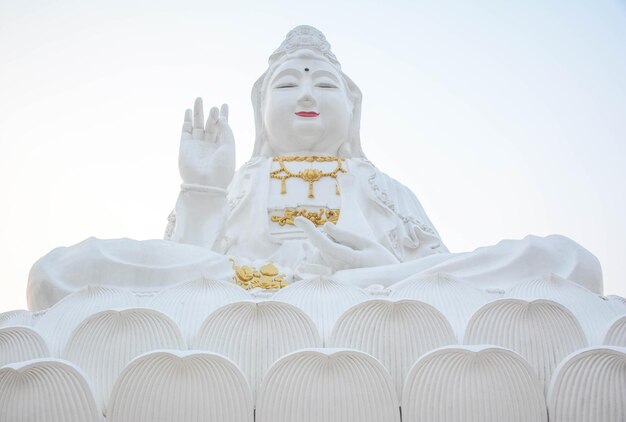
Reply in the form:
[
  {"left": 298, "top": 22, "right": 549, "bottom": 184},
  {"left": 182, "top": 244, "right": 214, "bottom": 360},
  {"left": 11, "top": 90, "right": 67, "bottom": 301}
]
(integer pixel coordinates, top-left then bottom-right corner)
[
  {"left": 294, "top": 217, "right": 399, "bottom": 272},
  {"left": 179, "top": 97, "right": 235, "bottom": 188}
]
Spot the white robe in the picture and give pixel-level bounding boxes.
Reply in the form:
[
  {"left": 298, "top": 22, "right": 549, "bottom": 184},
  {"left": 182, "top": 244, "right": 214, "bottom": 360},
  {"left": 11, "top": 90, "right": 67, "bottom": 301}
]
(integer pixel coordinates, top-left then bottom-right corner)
[
  {"left": 217, "top": 157, "right": 447, "bottom": 267},
  {"left": 28, "top": 157, "right": 603, "bottom": 310}
]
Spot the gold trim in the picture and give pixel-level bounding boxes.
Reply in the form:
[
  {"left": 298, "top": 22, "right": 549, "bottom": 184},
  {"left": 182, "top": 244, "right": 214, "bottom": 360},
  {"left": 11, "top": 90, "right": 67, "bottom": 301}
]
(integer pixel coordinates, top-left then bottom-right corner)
[
  {"left": 271, "top": 207, "right": 340, "bottom": 227},
  {"left": 270, "top": 156, "right": 346, "bottom": 198},
  {"left": 230, "top": 259, "right": 288, "bottom": 290}
]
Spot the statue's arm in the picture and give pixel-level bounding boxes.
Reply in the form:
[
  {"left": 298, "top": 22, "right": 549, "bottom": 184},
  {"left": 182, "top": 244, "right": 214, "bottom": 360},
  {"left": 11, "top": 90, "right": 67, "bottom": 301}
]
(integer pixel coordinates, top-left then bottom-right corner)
[
  {"left": 166, "top": 98, "right": 235, "bottom": 249},
  {"left": 168, "top": 186, "right": 229, "bottom": 248}
]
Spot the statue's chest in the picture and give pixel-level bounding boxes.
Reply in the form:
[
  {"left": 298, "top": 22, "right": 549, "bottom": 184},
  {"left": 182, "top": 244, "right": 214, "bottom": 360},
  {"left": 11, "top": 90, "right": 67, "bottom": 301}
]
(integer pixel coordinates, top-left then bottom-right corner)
[{"left": 267, "top": 157, "right": 345, "bottom": 239}]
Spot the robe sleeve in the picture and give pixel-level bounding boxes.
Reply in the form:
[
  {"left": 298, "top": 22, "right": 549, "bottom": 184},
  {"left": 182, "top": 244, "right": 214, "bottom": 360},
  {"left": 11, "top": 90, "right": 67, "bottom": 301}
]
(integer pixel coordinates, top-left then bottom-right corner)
[{"left": 373, "top": 169, "right": 449, "bottom": 260}]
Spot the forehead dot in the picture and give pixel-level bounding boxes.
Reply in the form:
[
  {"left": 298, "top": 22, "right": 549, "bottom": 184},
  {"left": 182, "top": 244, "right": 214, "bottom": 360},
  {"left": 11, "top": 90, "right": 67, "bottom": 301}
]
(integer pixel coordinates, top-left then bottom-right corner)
[{"left": 304, "top": 68, "right": 310, "bottom": 72}]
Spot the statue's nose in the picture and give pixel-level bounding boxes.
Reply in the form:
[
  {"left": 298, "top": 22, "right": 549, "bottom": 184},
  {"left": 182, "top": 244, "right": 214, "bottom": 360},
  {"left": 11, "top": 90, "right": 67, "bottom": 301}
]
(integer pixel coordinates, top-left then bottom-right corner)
[{"left": 297, "top": 85, "right": 316, "bottom": 107}]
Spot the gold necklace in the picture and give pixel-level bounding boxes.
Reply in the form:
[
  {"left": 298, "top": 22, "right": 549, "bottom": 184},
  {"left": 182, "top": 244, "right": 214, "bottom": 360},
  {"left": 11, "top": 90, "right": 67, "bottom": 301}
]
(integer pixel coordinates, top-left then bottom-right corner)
[{"left": 270, "top": 156, "right": 346, "bottom": 198}]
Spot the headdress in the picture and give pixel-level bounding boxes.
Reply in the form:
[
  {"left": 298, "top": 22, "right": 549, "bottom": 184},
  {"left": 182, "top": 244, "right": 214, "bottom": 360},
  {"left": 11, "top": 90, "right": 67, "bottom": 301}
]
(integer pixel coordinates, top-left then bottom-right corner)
[{"left": 269, "top": 25, "right": 340, "bottom": 67}]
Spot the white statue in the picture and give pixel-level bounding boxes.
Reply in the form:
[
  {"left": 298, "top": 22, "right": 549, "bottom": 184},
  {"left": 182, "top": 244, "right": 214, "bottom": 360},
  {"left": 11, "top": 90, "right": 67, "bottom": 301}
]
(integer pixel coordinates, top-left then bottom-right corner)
[{"left": 28, "top": 25, "right": 602, "bottom": 310}]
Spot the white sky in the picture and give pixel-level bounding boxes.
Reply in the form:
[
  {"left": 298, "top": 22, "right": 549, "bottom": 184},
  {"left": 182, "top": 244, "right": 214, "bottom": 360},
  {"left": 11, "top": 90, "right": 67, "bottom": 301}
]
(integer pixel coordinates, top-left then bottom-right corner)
[{"left": 1, "top": 0, "right": 625, "bottom": 311}]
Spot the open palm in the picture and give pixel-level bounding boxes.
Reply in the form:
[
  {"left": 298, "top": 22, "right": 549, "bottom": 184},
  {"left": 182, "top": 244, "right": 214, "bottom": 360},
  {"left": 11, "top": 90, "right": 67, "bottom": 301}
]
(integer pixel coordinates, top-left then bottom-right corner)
[{"left": 179, "top": 97, "right": 235, "bottom": 188}]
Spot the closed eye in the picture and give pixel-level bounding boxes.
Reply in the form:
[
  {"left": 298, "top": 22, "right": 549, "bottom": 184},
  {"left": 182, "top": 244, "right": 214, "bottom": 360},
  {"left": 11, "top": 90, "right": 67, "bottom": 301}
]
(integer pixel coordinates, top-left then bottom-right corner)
[
  {"left": 316, "top": 83, "right": 338, "bottom": 89},
  {"left": 275, "top": 83, "right": 298, "bottom": 89}
]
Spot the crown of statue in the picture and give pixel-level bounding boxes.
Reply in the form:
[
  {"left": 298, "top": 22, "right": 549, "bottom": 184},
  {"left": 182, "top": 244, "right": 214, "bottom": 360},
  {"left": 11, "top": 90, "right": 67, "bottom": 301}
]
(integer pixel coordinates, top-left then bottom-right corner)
[{"left": 269, "top": 25, "right": 340, "bottom": 67}]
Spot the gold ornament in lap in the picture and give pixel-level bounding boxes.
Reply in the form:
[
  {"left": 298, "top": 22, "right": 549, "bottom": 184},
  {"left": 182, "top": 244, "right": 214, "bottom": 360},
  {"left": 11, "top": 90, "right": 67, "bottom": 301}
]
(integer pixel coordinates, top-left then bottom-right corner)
[{"left": 230, "top": 259, "right": 288, "bottom": 290}]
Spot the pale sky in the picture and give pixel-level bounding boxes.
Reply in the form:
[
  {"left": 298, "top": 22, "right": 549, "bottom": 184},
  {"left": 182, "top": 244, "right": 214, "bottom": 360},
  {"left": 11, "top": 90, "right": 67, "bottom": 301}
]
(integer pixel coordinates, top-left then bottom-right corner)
[{"left": 1, "top": 0, "right": 625, "bottom": 311}]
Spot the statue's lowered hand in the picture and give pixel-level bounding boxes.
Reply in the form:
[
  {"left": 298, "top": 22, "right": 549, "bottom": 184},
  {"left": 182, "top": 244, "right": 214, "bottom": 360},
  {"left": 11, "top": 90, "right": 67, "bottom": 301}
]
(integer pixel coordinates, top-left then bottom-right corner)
[
  {"left": 294, "top": 217, "right": 399, "bottom": 272},
  {"left": 178, "top": 97, "right": 235, "bottom": 188}
]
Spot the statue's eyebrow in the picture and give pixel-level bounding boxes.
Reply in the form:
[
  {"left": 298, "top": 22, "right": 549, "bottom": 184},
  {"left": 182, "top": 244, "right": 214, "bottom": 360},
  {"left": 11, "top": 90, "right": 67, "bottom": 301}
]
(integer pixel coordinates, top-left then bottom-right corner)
[
  {"left": 271, "top": 68, "right": 301, "bottom": 83},
  {"left": 312, "top": 69, "right": 340, "bottom": 82}
]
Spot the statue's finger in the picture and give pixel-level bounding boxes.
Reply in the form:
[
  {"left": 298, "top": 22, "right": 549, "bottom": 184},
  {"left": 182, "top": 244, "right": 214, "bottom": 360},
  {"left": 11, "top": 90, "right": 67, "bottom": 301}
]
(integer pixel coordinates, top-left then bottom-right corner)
[
  {"left": 193, "top": 97, "right": 204, "bottom": 129},
  {"left": 181, "top": 109, "right": 193, "bottom": 135},
  {"left": 220, "top": 104, "right": 229, "bottom": 123},
  {"left": 294, "top": 218, "right": 355, "bottom": 269},
  {"left": 323, "top": 222, "right": 365, "bottom": 250},
  {"left": 204, "top": 106, "right": 219, "bottom": 142},
  {"left": 294, "top": 217, "right": 327, "bottom": 244},
  {"left": 192, "top": 98, "right": 205, "bottom": 140},
  {"left": 209, "top": 106, "right": 220, "bottom": 125},
  {"left": 294, "top": 217, "right": 344, "bottom": 253}
]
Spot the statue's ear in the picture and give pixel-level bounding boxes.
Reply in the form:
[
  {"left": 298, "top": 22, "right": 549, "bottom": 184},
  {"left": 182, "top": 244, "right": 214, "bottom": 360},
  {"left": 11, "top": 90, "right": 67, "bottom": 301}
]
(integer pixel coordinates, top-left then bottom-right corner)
[{"left": 338, "top": 142, "right": 352, "bottom": 158}]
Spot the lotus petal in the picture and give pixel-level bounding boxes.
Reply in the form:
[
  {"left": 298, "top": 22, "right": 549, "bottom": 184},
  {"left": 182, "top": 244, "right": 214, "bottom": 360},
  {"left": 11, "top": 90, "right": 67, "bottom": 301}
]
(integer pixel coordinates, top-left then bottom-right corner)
[
  {"left": 464, "top": 298, "right": 587, "bottom": 394},
  {"left": 548, "top": 346, "right": 626, "bottom": 422},
  {"left": 505, "top": 273, "right": 620, "bottom": 344},
  {"left": 402, "top": 345, "right": 547, "bottom": 422},
  {"left": 64, "top": 308, "right": 186, "bottom": 413},
  {"left": 256, "top": 348, "right": 400, "bottom": 422},
  {"left": 107, "top": 350, "right": 253, "bottom": 422},
  {"left": 272, "top": 277, "right": 369, "bottom": 343},
  {"left": 0, "top": 326, "right": 49, "bottom": 366},
  {"left": 0, "top": 309, "right": 34, "bottom": 328},
  {"left": 0, "top": 358, "right": 101, "bottom": 422},
  {"left": 192, "top": 300, "right": 320, "bottom": 401},
  {"left": 389, "top": 272, "right": 490, "bottom": 339},
  {"left": 35, "top": 285, "right": 138, "bottom": 356},
  {"left": 602, "top": 316, "right": 626, "bottom": 347},
  {"left": 149, "top": 278, "right": 250, "bottom": 343},
  {"left": 329, "top": 299, "right": 456, "bottom": 398}
]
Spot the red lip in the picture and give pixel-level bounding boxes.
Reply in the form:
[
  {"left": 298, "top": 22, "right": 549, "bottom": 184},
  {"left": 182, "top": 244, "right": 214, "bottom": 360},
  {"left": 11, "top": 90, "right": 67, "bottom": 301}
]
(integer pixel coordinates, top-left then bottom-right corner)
[{"left": 295, "top": 111, "right": 320, "bottom": 117}]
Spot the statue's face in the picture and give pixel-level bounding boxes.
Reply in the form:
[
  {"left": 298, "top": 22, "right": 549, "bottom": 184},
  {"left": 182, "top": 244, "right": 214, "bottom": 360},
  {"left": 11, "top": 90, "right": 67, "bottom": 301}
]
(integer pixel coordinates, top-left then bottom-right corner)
[{"left": 263, "top": 56, "right": 353, "bottom": 155}]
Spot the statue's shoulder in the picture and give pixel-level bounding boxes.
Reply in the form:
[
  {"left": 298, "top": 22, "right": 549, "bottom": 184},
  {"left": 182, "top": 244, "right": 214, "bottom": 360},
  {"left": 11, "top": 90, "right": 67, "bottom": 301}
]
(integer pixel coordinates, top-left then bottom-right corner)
[
  {"left": 347, "top": 158, "right": 419, "bottom": 213},
  {"left": 240, "top": 156, "right": 268, "bottom": 169},
  {"left": 348, "top": 158, "right": 447, "bottom": 253}
]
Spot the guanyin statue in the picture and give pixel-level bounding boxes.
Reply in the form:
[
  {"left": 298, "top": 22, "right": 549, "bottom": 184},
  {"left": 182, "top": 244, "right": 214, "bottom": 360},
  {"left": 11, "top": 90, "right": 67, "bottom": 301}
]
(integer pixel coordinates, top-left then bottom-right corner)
[
  {"left": 3, "top": 25, "right": 624, "bottom": 422},
  {"left": 28, "top": 25, "right": 602, "bottom": 310}
]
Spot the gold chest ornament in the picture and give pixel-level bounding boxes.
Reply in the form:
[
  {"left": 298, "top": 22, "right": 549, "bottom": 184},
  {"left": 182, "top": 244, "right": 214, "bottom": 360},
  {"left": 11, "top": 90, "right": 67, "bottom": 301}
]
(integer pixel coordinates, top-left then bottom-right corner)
[{"left": 270, "top": 155, "right": 346, "bottom": 199}]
